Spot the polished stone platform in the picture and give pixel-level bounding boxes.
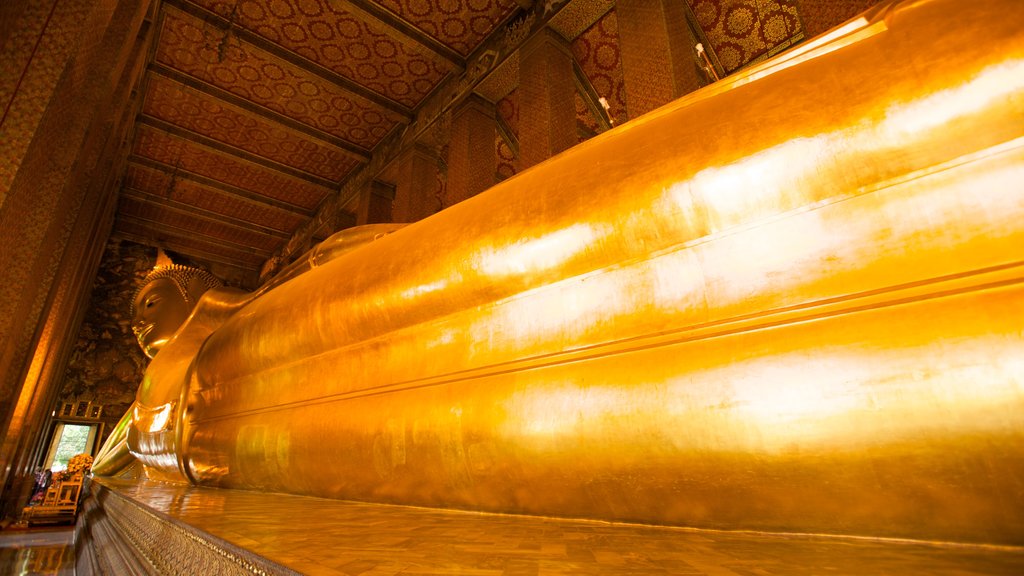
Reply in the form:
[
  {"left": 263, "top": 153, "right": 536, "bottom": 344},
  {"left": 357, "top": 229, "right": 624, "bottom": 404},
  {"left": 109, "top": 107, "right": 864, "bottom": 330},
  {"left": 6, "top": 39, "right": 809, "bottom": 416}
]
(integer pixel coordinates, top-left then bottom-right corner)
[
  {"left": 78, "top": 477, "right": 1024, "bottom": 575},
  {"left": 0, "top": 526, "right": 74, "bottom": 576}
]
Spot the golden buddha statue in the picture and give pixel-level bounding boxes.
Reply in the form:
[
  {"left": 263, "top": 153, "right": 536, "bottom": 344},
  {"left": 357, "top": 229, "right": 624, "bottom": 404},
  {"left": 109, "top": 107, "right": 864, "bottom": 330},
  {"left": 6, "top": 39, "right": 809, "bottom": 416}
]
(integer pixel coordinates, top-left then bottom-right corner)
[
  {"left": 95, "top": 0, "right": 1024, "bottom": 546},
  {"left": 94, "top": 224, "right": 406, "bottom": 477},
  {"left": 92, "top": 264, "right": 225, "bottom": 476}
]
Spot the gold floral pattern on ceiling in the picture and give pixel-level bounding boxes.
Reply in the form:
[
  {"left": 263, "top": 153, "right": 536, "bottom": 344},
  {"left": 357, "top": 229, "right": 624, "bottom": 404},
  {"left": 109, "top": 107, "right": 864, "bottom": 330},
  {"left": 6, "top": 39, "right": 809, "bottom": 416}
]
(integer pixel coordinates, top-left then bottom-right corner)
[
  {"left": 187, "top": 0, "right": 454, "bottom": 108},
  {"left": 376, "top": 0, "right": 520, "bottom": 55},
  {"left": 125, "top": 165, "right": 307, "bottom": 233},
  {"left": 144, "top": 75, "right": 360, "bottom": 183},
  {"left": 687, "top": 0, "right": 804, "bottom": 73},
  {"left": 116, "top": 220, "right": 268, "bottom": 266},
  {"left": 119, "top": 196, "right": 283, "bottom": 252},
  {"left": 156, "top": 6, "right": 403, "bottom": 148},
  {"left": 132, "top": 124, "right": 331, "bottom": 210}
]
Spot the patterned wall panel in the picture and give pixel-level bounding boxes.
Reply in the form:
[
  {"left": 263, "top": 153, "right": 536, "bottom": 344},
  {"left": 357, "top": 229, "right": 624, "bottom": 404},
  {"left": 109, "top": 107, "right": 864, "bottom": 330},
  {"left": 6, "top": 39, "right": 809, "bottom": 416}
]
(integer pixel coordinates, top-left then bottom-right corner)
[
  {"left": 574, "top": 93, "right": 598, "bottom": 142},
  {"left": 156, "top": 6, "right": 403, "bottom": 148},
  {"left": 496, "top": 136, "right": 515, "bottom": 181},
  {"left": 144, "top": 74, "right": 360, "bottom": 183},
  {"left": 495, "top": 91, "right": 517, "bottom": 180},
  {"left": 187, "top": 0, "right": 454, "bottom": 108},
  {"left": 0, "top": 0, "right": 89, "bottom": 202},
  {"left": 58, "top": 240, "right": 156, "bottom": 447},
  {"left": 169, "top": 179, "right": 308, "bottom": 232},
  {"left": 571, "top": 8, "right": 627, "bottom": 126},
  {"left": 119, "top": 196, "right": 283, "bottom": 252},
  {"left": 375, "top": 0, "right": 519, "bottom": 56},
  {"left": 125, "top": 164, "right": 307, "bottom": 232},
  {"left": 496, "top": 91, "right": 517, "bottom": 137},
  {"left": 132, "top": 124, "right": 331, "bottom": 210},
  {"left": 686, "top": 0, "right": 804, "bottom": 74}
]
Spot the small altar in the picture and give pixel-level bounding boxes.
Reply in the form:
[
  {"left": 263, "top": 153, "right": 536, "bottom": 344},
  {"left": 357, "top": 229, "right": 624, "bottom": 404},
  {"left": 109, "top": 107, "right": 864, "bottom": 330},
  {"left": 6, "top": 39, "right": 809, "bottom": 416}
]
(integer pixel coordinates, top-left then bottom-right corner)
[{"left": 76, "top": 477, "right": 1024, "bottom": 575}]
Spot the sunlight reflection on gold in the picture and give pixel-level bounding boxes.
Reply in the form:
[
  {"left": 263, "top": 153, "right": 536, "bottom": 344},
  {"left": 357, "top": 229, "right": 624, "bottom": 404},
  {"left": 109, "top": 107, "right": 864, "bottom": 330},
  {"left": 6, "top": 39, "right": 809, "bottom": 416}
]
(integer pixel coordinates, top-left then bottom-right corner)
[
  {"left": 880, "top": 60, "right": 1024, "bottom": 140},
  {"left": 474, "top": 223, "right": 609, "bottom": 277}
]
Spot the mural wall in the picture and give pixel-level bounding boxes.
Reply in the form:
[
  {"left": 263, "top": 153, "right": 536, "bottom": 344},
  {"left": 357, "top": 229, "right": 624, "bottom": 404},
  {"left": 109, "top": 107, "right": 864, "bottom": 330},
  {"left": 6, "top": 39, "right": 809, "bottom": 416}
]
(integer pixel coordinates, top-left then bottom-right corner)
[{"left": 56, "top": 240, "right": 157, "bottom": 445}]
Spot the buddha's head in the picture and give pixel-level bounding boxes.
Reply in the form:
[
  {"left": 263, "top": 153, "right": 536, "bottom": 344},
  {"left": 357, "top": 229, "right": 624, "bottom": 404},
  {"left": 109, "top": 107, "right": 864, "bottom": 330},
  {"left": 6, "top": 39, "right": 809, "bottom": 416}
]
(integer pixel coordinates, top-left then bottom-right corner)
[{"left": 131, "top": 265, "right": 222, "bottom": 359}]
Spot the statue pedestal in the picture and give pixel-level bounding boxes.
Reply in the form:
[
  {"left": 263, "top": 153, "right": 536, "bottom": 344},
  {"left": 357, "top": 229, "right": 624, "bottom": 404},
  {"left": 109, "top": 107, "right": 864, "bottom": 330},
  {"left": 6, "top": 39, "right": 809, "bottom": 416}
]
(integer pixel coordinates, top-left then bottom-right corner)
[
  {"left": 77, "top": 477, "right": 1024, "bottom": 575},
  {"left": 75, "top": 478, "right": 300, "bottom": 575}
]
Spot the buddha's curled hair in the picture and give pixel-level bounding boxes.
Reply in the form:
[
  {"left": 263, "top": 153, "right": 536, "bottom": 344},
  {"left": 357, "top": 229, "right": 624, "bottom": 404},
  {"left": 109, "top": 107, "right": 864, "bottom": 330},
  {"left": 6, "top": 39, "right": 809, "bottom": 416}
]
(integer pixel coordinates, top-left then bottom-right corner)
[{"left": 132, "top": 265, "right": 223, "bottom": 316}]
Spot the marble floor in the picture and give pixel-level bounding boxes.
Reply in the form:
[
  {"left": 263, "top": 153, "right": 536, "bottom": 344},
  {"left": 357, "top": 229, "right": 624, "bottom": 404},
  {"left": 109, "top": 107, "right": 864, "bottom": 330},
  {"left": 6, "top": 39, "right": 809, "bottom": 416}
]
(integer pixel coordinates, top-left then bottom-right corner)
[
  {"left": 94, "top": 477, "right": 1024, "bottom": 576},
  {"left": 0, "top": 526, "right": 74, "bottom": 576}
]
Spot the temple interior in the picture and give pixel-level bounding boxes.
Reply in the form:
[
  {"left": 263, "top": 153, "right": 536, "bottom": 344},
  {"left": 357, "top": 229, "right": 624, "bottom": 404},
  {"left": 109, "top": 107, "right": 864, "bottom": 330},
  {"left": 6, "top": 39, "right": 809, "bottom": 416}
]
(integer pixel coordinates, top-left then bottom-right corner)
[{"left": 2, "top": 0, "right": 1024, "bottom": 573}]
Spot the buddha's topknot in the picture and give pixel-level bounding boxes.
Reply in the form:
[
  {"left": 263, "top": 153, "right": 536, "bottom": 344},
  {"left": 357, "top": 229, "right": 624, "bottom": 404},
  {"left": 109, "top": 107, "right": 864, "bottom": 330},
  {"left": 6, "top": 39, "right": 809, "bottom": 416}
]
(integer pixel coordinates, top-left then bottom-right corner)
[{"left": 131, "top": 264, "right": 223, "bottom": 317}]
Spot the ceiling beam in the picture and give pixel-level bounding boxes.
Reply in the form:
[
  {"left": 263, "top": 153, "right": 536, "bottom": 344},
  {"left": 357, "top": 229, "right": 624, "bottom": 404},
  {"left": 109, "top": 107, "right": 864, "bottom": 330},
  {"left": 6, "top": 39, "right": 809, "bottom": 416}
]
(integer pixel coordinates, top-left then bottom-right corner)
[
  {"left": 128, "top": 156, "right": 314, "bottom": 217},
  {"left": 342, "top": 0, "right": 466, "bottom": 67},
  {"left": 112, "top": 229, "right": 263, "bottom": 270},
  {"left": 162, "top": 0, "right": 413, "bottom": 118},
  {"left": 148, "top": 63, "right": 371, "bottom": 161},
  {"left": 117, "top": 213, "right": 277, "bottom": 257},
  {"left": 122, "top": 187, "right": 292, "bottom": 239},
  {"left": 138, "top": 115, "right": 341, "bottom": 190}
]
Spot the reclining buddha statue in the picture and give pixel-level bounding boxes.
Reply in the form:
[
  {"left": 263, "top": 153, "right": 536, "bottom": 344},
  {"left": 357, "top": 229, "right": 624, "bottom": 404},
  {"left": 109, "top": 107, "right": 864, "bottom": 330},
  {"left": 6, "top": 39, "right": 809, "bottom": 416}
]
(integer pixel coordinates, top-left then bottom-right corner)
[{"left": 94, "top": 0, "right": 1024, "bottom": 546}]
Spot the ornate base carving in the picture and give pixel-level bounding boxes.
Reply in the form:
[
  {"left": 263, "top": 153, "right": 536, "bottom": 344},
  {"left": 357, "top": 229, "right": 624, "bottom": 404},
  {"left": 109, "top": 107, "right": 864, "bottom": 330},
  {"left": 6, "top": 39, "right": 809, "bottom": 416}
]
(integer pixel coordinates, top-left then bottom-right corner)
[{"left": 75, "top": 479, "right": 299, "bottom": 576}]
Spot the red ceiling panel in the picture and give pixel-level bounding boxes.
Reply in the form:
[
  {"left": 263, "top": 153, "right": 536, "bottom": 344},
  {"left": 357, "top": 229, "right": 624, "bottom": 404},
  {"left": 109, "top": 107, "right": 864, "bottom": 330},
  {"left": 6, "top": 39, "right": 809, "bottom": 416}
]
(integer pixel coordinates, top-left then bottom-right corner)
[
  {"left": 686, "top": 0, "right": 804, "bottom": 73},
  {"left": 132, "top": 124, "right": 332, "bottom": 210},
  {"left": 124, "top": 164, "right": 308, "bottom": 233},
  {"left": 188, "top": 0, "right": 454, "bottom": 108},
  {"left": 375, "top": 0, "right": 519, "bottom": 56},
  {"left": 119, "top": 195, "right": 283, "bottom": 252},
  {"left": 155, "top": 6, "right": 404, "bottom": 148},
  {"left": 144, "top": 74, "right": 361, "bottom": 182},
  {"left": 114, "top": 220, "right": 268, "bottom": 266}
]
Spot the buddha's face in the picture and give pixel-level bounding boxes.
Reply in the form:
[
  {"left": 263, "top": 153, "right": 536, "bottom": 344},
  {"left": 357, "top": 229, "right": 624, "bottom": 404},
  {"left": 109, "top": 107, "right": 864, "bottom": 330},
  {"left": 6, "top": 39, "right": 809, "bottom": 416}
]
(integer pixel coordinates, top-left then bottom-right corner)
[{"left": 132, "top": 278, "right": 191, "bottom": 359}]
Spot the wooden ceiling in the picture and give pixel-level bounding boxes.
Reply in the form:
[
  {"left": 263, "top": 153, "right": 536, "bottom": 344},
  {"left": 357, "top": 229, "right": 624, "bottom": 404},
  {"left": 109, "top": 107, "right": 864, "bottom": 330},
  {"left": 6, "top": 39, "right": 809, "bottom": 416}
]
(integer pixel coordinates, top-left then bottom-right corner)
[{"left": 112, "top": 0, "right": 523, "bottom": 280}]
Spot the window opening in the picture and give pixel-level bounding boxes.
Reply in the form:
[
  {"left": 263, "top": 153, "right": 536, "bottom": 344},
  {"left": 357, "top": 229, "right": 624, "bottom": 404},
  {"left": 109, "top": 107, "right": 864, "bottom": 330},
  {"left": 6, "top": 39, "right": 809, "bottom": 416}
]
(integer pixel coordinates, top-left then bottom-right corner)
[{"left": 44, "top": 423, "right": 98, "bottom": 472}]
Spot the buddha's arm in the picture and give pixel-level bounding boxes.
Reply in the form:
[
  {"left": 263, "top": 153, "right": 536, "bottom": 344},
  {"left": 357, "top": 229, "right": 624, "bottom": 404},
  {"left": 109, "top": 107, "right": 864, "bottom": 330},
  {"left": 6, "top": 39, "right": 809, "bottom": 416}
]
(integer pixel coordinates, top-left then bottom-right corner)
[
  {"left": 256, "top": 223, "right": 407, "bottom": 296},
  {"left": 91, "top": 403, "right": 136, "bottom": 476}
]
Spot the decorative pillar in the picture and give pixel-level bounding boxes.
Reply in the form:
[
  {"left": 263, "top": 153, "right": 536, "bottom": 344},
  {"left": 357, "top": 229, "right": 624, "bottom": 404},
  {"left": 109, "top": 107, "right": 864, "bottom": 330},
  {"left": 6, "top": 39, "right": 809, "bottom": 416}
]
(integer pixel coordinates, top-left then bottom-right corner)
[
  {"left": 445, "top": 95, "right": 496, "bottom": 207},
  {"left": 616, "top": 0, "right": 702, "bottom": 118},
  {"left": 392, "top": 144, "right": 439, "bottom": 223},
  {"left": 356, "top": 180, "right": 395, "bottom": 225},
  {"left": 517, "top": 28, "right": 577, "bottom": 172}
]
